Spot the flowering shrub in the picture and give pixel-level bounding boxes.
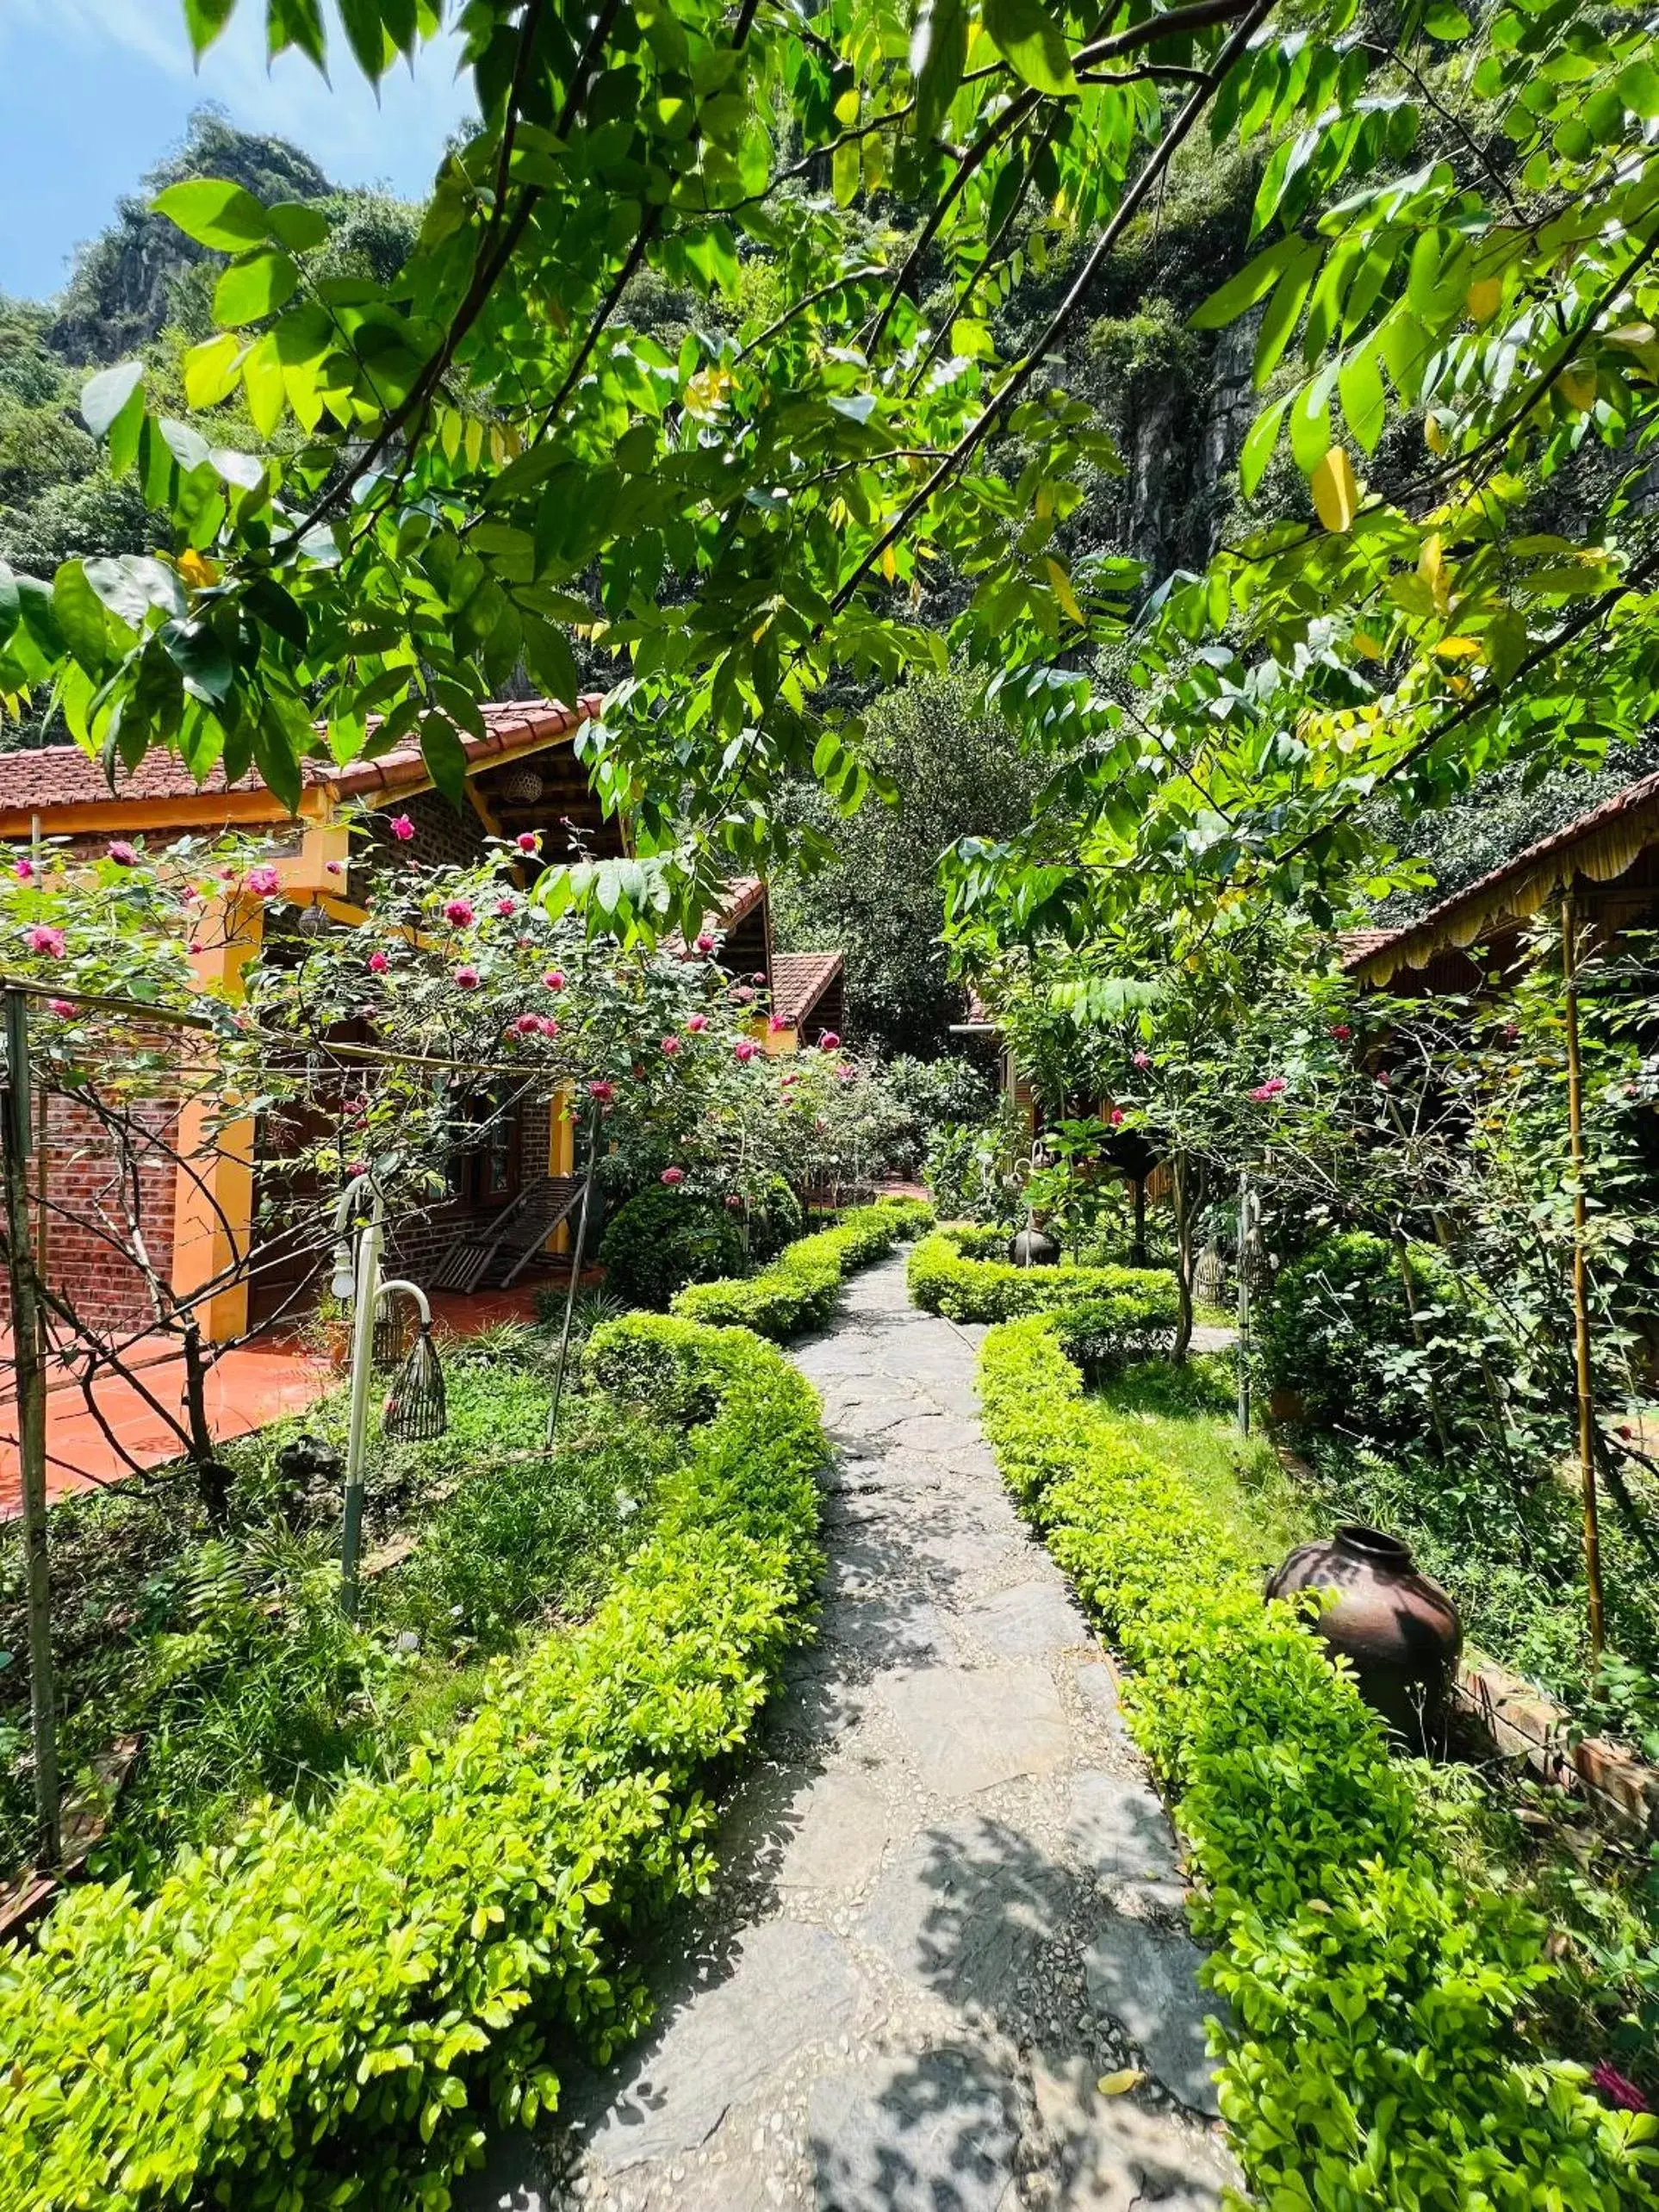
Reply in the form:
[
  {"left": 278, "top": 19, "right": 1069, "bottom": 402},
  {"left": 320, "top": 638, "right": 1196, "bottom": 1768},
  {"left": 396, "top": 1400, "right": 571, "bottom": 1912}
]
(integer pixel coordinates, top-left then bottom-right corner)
[
  {"left": 0, "top": 1315, "right": 825, "bottom": 2210},
  {"left": 975, "top": 1312, "right": 1657, "bottom": 2208}
]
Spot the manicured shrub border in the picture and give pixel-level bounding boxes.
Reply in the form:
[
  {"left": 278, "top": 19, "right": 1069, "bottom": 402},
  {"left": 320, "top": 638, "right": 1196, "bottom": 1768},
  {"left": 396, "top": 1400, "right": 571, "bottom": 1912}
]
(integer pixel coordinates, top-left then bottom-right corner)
[
  {"left": 907, "top": 1222, "right": 1178, "bottom": 1329},
  {"left": 976, "top": 1312, "right": 1656, "bottom": 2207},
  {"left": 672, "top": 1196, "right": 933, "bottom": 1338},
  {"left": 0, "top": 1319, "right": 826, "bottom": 2212}
]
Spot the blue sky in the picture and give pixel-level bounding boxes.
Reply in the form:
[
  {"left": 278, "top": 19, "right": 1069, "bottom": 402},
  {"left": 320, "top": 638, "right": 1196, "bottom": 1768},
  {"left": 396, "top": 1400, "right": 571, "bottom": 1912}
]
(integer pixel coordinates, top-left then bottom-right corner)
[{"left": 0, "top": 0, "right": 474, "bottom": 303}]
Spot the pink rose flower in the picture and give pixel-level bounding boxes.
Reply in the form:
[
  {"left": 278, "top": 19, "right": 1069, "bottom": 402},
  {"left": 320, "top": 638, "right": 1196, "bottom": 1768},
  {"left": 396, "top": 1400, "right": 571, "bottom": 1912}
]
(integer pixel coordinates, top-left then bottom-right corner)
[
  {"left": 1132, "top": 1049, "right": 1151, "bottom": 1068},
  {"left": 732, "top": 985, "right": 755, "bottom": 1004},
  {"left": 455, "top": 964, "right": 481, "bottom": 989},
  {"left": 345, "top": 1159, "right": 368, "bottom": 1179},
  {"left": 724, "top": 1193, "right": 743, "bottom": 1210},
  {"left": 1248, "top": 1078, "right": 1288, "bottom": 1103},
  {"left": 47, "top": 997, "right": 76, "bottom": 1018},
  {"left": 444, "top": 898, "right": 475, "bottom": 927},
  {"left": 366, "top": 951, "right": 389, "bottom": 974},
  {"left": 1109, "top": 1106, "right": 1126, "bottom": 1127},
  {"left": 215, "top": 864, "right": 237, "bottom": 881},
  {"left": 661, "top": 1035, "right": 681, "bottom": 1057},
  {"left": 819, "top": 1031, "right": 841, "bottom": 1052},
  {"left": 27, "top": 926, "right": 65, "bottom": 958},
  {"left": 544, "top": 969, "right": 565, "bottom": 991},
  {"left": 389, "top": 815, "right": 415, "bottom": 842},
  {"left": 106, "top": 840, "right": 137, "bottom": 867},
  {"left": 245, "top": 865, "right": 281, "bottom": 898},
  {"left": 13, "top": 859, "right": 33, "bottom": 882},
  {"left": 513, "top": 1013, "right": 541, "bottom": 1037},
  {"left": 751, "top": 970, "right": 767, "bottom": 985},
  {"left": 494, "top": 898, "right": 515, "bottom": 917},
  {"left": 1592, "top": 2061, "right": 1649, "bottom": 2113},
  {"left": 516, "top": 832, "right": 539, "bottom": 854},
  {"left": 1376, "top": 1071, "right": 1391, "bottom": 1089},
  {"left": 537, "top": 1015, "right": 560, "bottom": 1038},
  {"left": 768, "top": 1014, "right": 787, "bottom": 1034},
  {"left": 345, "top": 1096, "right": 366, "bottom": 1120},
  {"left": 836, "top": 1064, "right": 855, "bottom": 1084},
  {"left": 661, "top": 1166, "right": 686, "bottom": 1186},
  {"left": 1329, "top": 1023, "right": 1351, "bottom": 1041},
  {"left": 734, "top": 1040, "right": 756, "bottom": 1063},
  {"left": 696, "top": 932, "right": 715, "bottom": 954},
  {"left": 588, "top": 1079, "right": 616, "bottom": 1102},
  {"left": 326, "top": 858, "right": 344, "bottom": 875},
  {"left": 686, "top": 1013, "right": 708, "bottom": 1033}
]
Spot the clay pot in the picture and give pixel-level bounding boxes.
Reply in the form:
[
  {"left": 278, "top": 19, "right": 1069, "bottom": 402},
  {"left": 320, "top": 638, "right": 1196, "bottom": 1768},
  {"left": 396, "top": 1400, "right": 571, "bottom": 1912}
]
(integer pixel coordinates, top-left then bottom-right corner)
[
  {"left": 1008, "top": 1224, "right": 1060, "bottom": 1267},
  {"left": 1266, "top": 1524, "right": 1462, "bottom": 1748}
]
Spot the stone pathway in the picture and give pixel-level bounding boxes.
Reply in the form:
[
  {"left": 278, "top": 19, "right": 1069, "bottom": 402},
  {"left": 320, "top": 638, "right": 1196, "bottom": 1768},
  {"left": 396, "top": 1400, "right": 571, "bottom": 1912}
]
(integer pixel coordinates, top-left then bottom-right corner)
[{"left": 462, "top": 1256, "right": 1234, "bottom": 2212}]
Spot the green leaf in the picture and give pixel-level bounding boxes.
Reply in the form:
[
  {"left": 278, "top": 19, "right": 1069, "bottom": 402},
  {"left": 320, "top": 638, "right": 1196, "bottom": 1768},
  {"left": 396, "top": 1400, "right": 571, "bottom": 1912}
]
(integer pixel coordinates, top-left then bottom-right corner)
[
  {"left": 266, "top": 202, "right": 330, "bottom": 253},
  {"left": 160, "top": 618, "right": 234, "bottom": 704},
  {"left": 80, "top": 359, "right": 145, "bottom": 440},
  {"left": 152, "top": 178, "right": 270, "bottom": 251},
  {"left": 1338, "top": 344, "right": 1387, "bottom": 453},
  {"left": 910, "top": 0, "right": 968, "bottom": 140},
  {"left": 1619, "top": 59, "right": 1659, "bottom": 118},
  {"left": 420, "top": 711, "right": 469, "bottom": 805},
  {"left": 183, "top": 332, "right": 245, "bottom": 411},
  {"left": 337, "top": 0, "right": 395, "bottom": 78},
  {"left": 1253, "top": 242, "right": 1321, "bottom": 388},
  {"left": 832, "top": 135, "right": 861, "bottom": 207},
  {"left": 1190, "top": 238, "right": 1306, "bottom": 332},
  {"left": 1289, "top": 370, "right": 1336, "bottom": 473},
  {"left": 521, "top": 615, "right": 580, "bottom": 705},
  {"left": 266, "top": 0, "right": 328, "bottom": 65},
  {"left": 214, "top": 252, "right": 301, "bottom": 328},
  {"left": 52, "top": 562, "right": 110, "bottom": 671},
  {"left": 1239, "top": 397, "right": 1289, "bottom": 496},
  {"left": 1422, "top": 3, "right": 1470, "bottom": 36},
  {"left": 982, "top": 0, "right": 1077, "bottom": 96},
  {"left": 0, "top": 561, "right": 18, "bottom": 649},
  {"left": 182, "top": 0, "right": 237, "bottom": 53}
]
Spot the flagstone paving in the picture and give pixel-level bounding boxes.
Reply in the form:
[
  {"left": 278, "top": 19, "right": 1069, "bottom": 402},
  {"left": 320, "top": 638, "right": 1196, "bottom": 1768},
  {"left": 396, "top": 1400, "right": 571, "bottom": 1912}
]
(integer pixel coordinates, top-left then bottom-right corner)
[{"left": 461, "top": 1254, "right": 1235, "bottom": 2212}]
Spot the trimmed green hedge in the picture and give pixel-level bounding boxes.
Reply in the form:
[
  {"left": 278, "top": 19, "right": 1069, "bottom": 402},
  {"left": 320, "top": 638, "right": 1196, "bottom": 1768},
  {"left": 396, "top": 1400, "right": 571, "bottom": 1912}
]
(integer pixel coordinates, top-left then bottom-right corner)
[
  {"left": 908, "top": 1223, "right": 1178, "bottom": 1330},
  {"left": 672, "top": 1196, "right": 934, "bottom": 1339},
  {"left": 0, "top": 1319, "right": 825, "bottom": 2212},
  {"left": 977, "top": 1313, "right": 1656, "bottom": 2208},
  {"left": 596, "top": 1184, "right": 745, "bottom": 1309}
]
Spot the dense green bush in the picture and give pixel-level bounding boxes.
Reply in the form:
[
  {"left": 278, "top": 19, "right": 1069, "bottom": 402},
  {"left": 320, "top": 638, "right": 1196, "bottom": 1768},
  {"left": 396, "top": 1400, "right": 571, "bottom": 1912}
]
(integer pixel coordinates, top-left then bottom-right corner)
[
  {"left": 0, "top": 1318, "right": 825, "bottom": 2212},
  {"left": 977, "top": 1312, "right": 1656, "bottom": 2207},
  {"left": 1258, "top": 1231, "right": 1484, "bottom": 1445},
  {"left": 907, "top": 1224, "right": 1178, "bottom": 1330},
  {"left": 597, "top": 1184, "right": 746, "bottom": 1308},
  {"left": 744, "top": 1171, "right": 804, "bottom": 1263},
  {"left": 673, "top": 1196, "right": 933, "bottom": 1338}
]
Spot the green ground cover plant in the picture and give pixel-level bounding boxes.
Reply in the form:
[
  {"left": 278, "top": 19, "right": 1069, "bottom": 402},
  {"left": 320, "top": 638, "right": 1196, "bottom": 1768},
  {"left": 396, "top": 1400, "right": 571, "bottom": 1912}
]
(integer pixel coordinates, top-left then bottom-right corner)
[
  {"left": 974, "top": 1308, "right": 1657, "bottom": 2207},
  {"left": 673, "top": 1196, "right": 933, "bottom": 1337},
  {"left": 0, "top": 1314, "right": 825, "bottom": 2212},
  {"left": 907, "top": 1222, "right": 1178, "bottom": 1331}
]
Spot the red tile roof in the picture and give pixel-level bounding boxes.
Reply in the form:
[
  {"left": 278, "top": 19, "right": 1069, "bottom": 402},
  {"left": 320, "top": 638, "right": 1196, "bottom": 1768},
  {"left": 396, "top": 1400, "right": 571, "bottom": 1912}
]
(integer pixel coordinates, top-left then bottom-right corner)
[
  {"left": 0, "top": 696, "right": 603, "bottom": 830},
  {"left": 1344, "top": 767, "right": 1659, "bottom": 983},
  {"left": 771, "top": 950, "right": 843, "bottom": 1027}
]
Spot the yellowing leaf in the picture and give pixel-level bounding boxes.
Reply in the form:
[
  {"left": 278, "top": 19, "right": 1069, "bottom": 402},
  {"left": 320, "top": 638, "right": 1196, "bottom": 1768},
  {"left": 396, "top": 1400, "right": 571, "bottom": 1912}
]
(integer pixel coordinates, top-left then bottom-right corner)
[
  {"left": 1097, "top": 2069, "right": 1145, "bottom": 2096},
  {"left": 177, "top": 549, "right": 220, "bottom": 589},
  {"left": 1434, "top": 635, "right": 1481, "bottom": 658},
  {"left": 684, "top": 367, "right": 734, "bottom": 420},
  {"left": 1465, "top": 276, "right": 1502, "bottom": 324},
  {"left": 1557, "top": 368, "right": 1596, "bottom": 412},
  {"left": 1424, "top": 411, "right": 1447, "bottom": 455},
  {"left": 1352, "top": 630, "right": 1383, "bottom": 660},
  {"left": 1311, "top": 444, "right": 1358, "bottom": 533},
  {"left": 1419, "top": 533, "right": 1451, "bottom": 614},
  {"left": 879, "top": 544, "right": 898, "bottom": 582},
  {"left": 1046, "top": 558, "right": 1084, "bottom": 625}
]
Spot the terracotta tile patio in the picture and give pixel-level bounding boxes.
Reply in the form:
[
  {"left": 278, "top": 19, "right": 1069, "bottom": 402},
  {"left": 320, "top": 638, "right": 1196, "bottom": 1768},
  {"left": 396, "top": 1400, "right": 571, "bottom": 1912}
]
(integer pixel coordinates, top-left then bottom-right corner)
[{"left": 0, "top": 1280, "right": 571, "bottom": 1518}]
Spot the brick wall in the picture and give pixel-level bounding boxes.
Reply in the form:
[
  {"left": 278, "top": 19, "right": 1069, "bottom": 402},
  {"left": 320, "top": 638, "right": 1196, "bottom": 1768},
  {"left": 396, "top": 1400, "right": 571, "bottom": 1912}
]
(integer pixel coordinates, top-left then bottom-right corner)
[{"left": 0, "top": 1079, "right": 182, "bottom": 1332}]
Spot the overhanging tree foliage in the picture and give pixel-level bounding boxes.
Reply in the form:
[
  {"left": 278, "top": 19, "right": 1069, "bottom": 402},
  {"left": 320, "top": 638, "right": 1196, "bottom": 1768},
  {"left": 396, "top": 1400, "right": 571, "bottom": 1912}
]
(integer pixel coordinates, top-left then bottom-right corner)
[{"left": 0, "top": 0, "right": 1655, "bottom": 948}]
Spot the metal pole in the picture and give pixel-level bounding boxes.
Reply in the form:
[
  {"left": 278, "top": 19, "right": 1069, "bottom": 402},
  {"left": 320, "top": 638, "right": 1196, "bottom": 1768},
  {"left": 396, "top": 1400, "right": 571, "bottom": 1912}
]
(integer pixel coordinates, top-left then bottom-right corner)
[
  {"left": 3, "top": 988, "right": 59, "bottom": 1862},
  {"left": 1562, "top": 897, "right": 1606, "bottom": 1666},
  {"left": 339, "top": 1193, "right": 383, "bottom": 1622},
  {"left": 1236, "top": 1166, "right": 1252, "bottom": 1437},
  {"left": 547, "top": 1102, "right": 601, "bottom": 1448}
]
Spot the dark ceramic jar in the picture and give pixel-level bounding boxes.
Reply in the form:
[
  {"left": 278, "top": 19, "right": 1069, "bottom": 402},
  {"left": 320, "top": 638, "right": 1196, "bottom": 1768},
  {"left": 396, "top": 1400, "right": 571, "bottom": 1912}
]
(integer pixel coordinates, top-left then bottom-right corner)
[
  {"left": 1008, "top": 1224, "right": 1060, "bottom": 1267},
  {"left": 1266, "top": 1524, "right": 1462, "bottom": 1747}
]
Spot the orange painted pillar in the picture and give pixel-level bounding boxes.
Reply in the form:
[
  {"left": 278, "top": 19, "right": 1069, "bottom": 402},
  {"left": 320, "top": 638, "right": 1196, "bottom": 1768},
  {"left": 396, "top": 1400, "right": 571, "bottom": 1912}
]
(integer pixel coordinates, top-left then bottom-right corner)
[
  {"left": 170, "top": 892, "right": 263, "bottom": 1343},
  {"left": 550, "top": 1087, "right": 576, "bottom": 1253}
]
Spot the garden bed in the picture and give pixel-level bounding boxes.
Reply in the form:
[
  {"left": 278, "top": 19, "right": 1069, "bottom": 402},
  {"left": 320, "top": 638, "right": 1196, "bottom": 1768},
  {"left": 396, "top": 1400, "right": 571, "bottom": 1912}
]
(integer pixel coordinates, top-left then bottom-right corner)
[
  {"left": 907, "top": 1221, "right": 1177, "bottom": 1330},
  {"left": 972, "top": 1314, "right": 1657, "bottom": 2201},
  {"left": 0, "top": 1312, "right": 829, "bottom": 2210}
]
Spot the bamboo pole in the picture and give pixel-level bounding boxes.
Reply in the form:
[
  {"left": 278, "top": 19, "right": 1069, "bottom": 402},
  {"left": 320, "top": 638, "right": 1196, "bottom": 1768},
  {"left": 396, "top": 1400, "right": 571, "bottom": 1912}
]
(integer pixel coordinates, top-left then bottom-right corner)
[
  {"left": 546, "top": 1102, "right": 602, "bottom": 1448},
  {"left": 3, "top": 987, "right": 59, "bottom": 1863},
  {"left": 1561, "top": 895, "right": 1606, "bottom": 1666},
  {"left": 1236, "top": 1166, "right": 1252, "bottom": 1436}
]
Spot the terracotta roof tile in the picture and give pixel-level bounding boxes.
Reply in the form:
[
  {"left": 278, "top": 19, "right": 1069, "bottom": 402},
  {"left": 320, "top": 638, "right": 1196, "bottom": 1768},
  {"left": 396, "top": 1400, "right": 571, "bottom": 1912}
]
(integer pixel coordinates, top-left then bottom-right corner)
[
  {"left": 0, "top": 696, "right": 603, "bottom": 826},
  {"left": 771, "top": 950, "right": 842, "bottom": 1027}
]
